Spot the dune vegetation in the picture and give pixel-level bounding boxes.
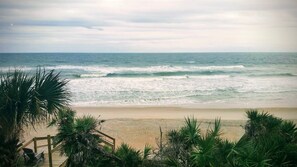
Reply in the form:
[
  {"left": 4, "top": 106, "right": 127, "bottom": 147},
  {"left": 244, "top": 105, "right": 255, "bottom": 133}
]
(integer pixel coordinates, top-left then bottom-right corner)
[{"left": 51, "top": 108, "right": 297, "bottom": 167}]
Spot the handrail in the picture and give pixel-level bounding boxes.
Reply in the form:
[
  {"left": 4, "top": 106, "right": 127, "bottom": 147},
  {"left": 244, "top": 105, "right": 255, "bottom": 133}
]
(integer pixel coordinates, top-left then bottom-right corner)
[
  {"left": 51, "top": 143, "right": 62, "bottom": 153},
  {"left": 59, "top": 159, "right": 68, "bottom": 167},
  {"left": 37, "top": 144, "right": 51, "bottom": 148},
  {"left": 18, "top": 130, "right": 115, "bottom": 167},
  {"left": 18, "top": 137, "right": 55, "bottom": 151},
  {"left": 96, "top": 130, "right": 115, "bottom": 140},
  {"left": 96, "top": 130, "right": 116, "bottom": 152},
  {"left": 34, "top": 136, "right": 54, "bottom": 140},
  {"left": 101, "top": 139, "right": 113, "bottom": 147},
  {"left": 18, "top": 139, "right": 34, "bottom": 151}
]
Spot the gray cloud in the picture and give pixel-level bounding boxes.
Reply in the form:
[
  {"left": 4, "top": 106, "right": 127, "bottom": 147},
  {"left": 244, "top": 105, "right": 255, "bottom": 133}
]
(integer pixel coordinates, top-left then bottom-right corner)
[{"left": 0, "top": 0, "right": 296, "bottom": 52}]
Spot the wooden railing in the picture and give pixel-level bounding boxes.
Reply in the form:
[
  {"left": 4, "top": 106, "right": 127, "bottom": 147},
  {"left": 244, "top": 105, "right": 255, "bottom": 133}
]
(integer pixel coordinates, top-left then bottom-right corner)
[
  {"left": 19, "top": 136, "right": 55, "bottom": 151},
  {"left": 96, "top": 130, "right": 116, "bottom": 152},
  {"left": 18, "top": 135, "right": 58, "bottom": 167},
  {"left": 19, "top": 131, "right": 116, "bottom": 167}
]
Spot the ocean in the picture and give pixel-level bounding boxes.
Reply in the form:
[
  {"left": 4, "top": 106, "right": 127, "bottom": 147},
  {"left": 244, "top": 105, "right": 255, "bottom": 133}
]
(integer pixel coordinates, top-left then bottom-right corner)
[{"left": 1, "top": 53, "right": 297, "bottom": 108}]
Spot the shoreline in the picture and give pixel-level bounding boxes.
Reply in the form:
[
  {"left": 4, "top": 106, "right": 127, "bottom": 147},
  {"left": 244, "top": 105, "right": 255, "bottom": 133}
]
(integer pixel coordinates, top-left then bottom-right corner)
[
  {"left": 71, "top": 103, "right": 297, "bottom": 109},
  {"left": 72, "top": 106, "right": 297, "bottom": 120}
]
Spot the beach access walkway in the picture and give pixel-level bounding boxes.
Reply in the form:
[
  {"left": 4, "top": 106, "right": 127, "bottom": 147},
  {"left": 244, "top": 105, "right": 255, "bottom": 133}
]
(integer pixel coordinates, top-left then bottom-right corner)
[{"left": 19, "top": 131, "right": 115, "bottom": 167}]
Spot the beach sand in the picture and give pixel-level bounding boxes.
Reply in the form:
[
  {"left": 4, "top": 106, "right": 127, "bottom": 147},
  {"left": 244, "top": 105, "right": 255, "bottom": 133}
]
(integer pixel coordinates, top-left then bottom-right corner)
[{"left": 23, "top": 107, "right": 297, "bottom": 149}]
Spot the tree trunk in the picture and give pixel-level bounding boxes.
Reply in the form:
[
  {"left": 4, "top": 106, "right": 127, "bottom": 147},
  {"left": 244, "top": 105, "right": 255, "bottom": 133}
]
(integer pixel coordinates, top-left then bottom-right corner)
[{"left": 0, "top": 137, "right": 20, "bottom": 167}]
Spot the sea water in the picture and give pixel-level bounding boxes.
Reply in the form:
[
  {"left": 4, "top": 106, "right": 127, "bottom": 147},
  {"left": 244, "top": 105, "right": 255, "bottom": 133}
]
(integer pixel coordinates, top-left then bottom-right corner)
[{"left": 1, "top": 53, "right": 297, "bottom": 107}]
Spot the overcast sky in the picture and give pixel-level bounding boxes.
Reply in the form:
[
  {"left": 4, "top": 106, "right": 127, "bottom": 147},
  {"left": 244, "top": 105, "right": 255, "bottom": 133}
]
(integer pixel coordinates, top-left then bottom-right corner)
[{"left": 0, "top": 0, "right": 296, "bottom": 52}]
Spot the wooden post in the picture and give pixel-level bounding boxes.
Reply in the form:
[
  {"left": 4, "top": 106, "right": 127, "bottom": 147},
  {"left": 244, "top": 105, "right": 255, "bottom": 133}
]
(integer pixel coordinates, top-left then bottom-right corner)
[
  {"left": 112, "top": 139, "right": 115, "bottom": 153},
  {"left": 47, "top": 135, "right": 53, "bottom": 167},
  {"left": 33, "top": 138, "right": 37, "bottom": 153}
]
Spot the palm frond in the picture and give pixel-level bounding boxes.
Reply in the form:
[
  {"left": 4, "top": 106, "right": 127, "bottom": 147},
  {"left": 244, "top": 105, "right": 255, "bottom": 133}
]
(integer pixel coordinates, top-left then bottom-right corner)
[
  {"left": 143, "top": 144, "right": 152, "bottom": 160},
  {"left": 33, "top": 69, "right": 69, "bottom": 115},
  {"left": 180, "top": 117, "right": 201, "bottom": 149},
  {"left": 0, "top": 69, "right": 69, "bottom": 166},
  {"left": 115, "top": 143, "right": 142, "bottom": 167}
]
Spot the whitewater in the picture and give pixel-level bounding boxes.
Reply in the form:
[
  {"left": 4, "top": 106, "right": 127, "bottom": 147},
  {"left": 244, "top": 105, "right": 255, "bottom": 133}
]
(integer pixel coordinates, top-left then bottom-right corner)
[{"left": 1, "top": 53, "right": 297, "bottom": 107}]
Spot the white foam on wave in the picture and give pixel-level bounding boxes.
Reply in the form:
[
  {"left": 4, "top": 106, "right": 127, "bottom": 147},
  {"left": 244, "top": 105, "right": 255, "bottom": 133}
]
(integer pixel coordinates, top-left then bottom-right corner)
[
  {"left": 68, "top": 74, "right": 297, "bottom": 106},
  {"left": 68, "top": 75, "right": 238, "bottom": 103},
  {"left": 79, "top": 73, "right": 107, "bottom": 78},
  {"left": 193, "top": 65, "right": 245, "bottom": 70},
  {"left": 162, "top": 75, "right": 231, "bottom": 80},
  {"left": 0, "top": 66, "right": 33, "bottom": 72},
  {"left": 0, "top": 65, "right": 245, "bottom": 79},
  {"left": 45, "top": 64, "right": 244, "bottom": 72},
  {"left": 47, "top": 65, "right": 184, "bottom": 73},
  {"left": 43, "top": 64, "right": 245, "bottom": 79},
  {"left": 186, "top": 61, "right": 196, "bottom": 64},
  {"left": 0, "top": 64, "right": 245, "bottom": 73}
]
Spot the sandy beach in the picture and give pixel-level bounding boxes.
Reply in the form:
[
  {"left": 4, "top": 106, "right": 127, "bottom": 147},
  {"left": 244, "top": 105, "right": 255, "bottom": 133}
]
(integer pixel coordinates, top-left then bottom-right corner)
[{"left": 24, "top": 107, "right": 297, "bottom": 149}]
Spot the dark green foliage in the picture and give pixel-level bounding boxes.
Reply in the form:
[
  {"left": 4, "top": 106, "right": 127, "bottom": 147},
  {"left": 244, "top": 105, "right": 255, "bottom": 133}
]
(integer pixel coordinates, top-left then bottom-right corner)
[
  {"left": 141, "top": 159, "right": 167, "bottom": 167},
  {"left": 115, "top": 143, "right": 142, "bottom": 167},
  {"left": 0, "top": 138, "right": 20, "bottom": 167},
  {"left": 143, "top": 145, "right": 152, "bottom": 160},
  {"left": 242, "top": 110, "right": 297, "bottom": 166},
  {"left": 191, "top": 119, "right": 222, "bottom": 167},
  {"left": 114, "top": 143, "right": 154, "bottom": 167},
  {"left": 46, "top": 109, "right": 297, "bottom": 167},
  {"left": 49, "top": 108, "right": 118, "bottom": 167},
  {"left": 0, "top": 69, "right": 69, "bottom": 167},
  {"left": 153, "top": 110, "right": 297, "bottom": 167},
  {"left": 180, "top": 117, "right": 201, "bottom": 149},
  {"left": 155, "top": 117, "right": 201, "bottom": 167}
]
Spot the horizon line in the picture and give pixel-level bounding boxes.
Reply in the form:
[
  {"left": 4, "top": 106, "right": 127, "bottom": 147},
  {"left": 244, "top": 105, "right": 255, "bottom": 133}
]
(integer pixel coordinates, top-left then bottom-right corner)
[{"left": 1, "top": 51, "right": 297, "bottom": 54}]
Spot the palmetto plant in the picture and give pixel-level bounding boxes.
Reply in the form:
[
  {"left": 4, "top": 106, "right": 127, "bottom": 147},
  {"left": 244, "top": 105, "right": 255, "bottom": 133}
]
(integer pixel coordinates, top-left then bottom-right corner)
[
  {"left": 161, "top": 117, "right": 201, "bottom": 167},
  {"left": 115, "top": 143, "right": 152, "bottom": 167},
  {"left": 0, "top": 69, "right": 69, "bottom": 166},
  {"left": 156, "top": 110, "right": 297, "bottom": 167},
  {"left": 242, "top": 110, "right": 297, "bottom": 166},
  {"left": 49, "top": 108, "right": 111, "bottom": 167},
  {"left": 217, "top": 110, "right": 297, "bottom": 167},
  {"left": 180, "top": 117, "right": 201, "bottom": 149},
  {"left": 191, "top": 119, "right": 222, "bottom": 167},
  {"left": 115, "top": 143, "right": 142, "bottom": 167}
]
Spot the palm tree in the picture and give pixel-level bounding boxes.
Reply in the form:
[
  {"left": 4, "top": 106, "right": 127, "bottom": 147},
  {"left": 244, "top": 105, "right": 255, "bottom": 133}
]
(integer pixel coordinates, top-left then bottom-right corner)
[
  {"left": 0, "top": 69, "right": 69, "bottom": 166},
  {"left": 50, "top": 108, "right": 120, "bottom": 167}
]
